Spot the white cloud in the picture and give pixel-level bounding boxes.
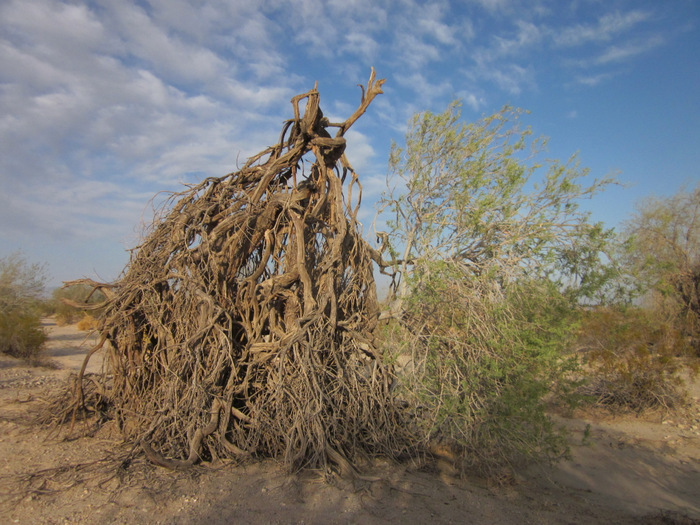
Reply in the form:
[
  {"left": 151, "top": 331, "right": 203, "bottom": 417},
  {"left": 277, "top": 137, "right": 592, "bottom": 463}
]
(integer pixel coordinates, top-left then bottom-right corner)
[
  {"left": 394, "top": 33, "right": 442, "bottom": 68},
  {"left": 595, "top": 36, "right": 664, "bottom": 65},
  {"left": 549, "top": 9, "right": 664, "bottom": 89},
  {"left": 1, "top": 0, "right": 113, "bottom": 55},
  {"left": 144, "top": 0, "right": 223, "bottom": 40},
  {"left": 554, "top": 10, "right": 652, "bottom": 47},
  {"left": 399, "top": 1, "right": 467, "bottom": 64},
  {"left": 420, "top": 18, "right": 459, "bottom": 46},
  {"left": 343, "top": 129, "right": 376, "bottom": 174},
  {"left": 574, "top": 71, "right": 617, "bottom": 87},
  {"left": 0, "top": 0, "right": 301, "bottom": 259},
  {"left": 100, "top": 2, "right": 229, "bottom": 85},
  {"left": 470, "top": 0, "right": 511, "bottom": 12},
  {"left": 455, "top": 91, "right": 484, "bottom": 111},
  {"left": 278, "top": 0, "right": 387, "bottom": 57},
  {"left": 394, "top": 72, "right": 454, "bottom": 102},
  {"left": 489, "top": 20, "right": 542, "bottom": 59},
  {"left": 483, "top": 64, "right": 533, "bottom": 95},
  {"left": 563, "top": 34, "right": 665, "bottom": 78},
  {"left": 0, "top": 175, "right": 145, "bottom": 242},
  {"left": 466, "top": 17, "right": 543, "bottom": 96},
  {"left": 342, "top": 31, "right": 380, "bottom": 61}
]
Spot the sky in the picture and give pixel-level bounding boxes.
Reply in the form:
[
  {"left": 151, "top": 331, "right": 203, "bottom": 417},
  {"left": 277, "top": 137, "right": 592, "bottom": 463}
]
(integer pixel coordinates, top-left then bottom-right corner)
[{"left": 1, "top": 0, "right": 698, "bottom": 290}]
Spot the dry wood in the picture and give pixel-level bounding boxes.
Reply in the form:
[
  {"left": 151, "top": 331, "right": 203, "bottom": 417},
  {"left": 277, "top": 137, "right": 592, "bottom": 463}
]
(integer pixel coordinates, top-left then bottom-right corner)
[{"left": 53, "top": 69, "right": 410, "bottom": 473}]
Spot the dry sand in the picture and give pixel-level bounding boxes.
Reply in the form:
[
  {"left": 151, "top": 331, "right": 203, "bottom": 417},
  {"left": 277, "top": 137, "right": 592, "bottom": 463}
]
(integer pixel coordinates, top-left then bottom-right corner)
[{"left": 0, "top": 318, "right": 698, "bottom": 524}]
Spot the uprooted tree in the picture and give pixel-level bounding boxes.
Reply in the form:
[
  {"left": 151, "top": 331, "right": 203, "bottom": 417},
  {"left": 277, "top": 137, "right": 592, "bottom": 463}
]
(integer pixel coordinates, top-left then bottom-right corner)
[{"left": 55, "top": 69, "right": 409, "bottom": 472}]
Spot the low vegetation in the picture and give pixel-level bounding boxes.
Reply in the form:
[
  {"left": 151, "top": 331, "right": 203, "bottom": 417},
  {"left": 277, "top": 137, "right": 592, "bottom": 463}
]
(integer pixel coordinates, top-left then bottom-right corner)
[
  {"left": 381, "top": 277, "right": 579, "bottom": 475},
  {"left": 75, "top": 314, "right": 99, "bottom": 332},
  {"left": 575, "top": 306, "right": 695, "bottom": 414},
  {"left": 0, "top": 252, "right": 47, "bottom": 361},
  {"left": 48, "top": 284, "right": 107, "bottom": 326}
]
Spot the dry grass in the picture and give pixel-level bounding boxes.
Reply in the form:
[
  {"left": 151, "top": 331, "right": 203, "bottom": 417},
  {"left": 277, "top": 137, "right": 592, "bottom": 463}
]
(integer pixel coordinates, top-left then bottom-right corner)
[{"left": 76, "top": 315, "right": 98, "bottom": 332}]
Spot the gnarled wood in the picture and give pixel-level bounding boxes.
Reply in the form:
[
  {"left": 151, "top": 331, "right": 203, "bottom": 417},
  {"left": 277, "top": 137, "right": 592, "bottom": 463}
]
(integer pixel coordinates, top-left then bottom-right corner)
[{"left": 54, "top": 69, "right": 410, "bottom": 474}]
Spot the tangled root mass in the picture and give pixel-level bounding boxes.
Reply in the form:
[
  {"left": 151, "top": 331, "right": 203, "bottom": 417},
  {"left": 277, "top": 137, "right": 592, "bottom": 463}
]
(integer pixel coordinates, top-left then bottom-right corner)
[{"left": 60, "top": 70, "right": 408, "bottom": 472}]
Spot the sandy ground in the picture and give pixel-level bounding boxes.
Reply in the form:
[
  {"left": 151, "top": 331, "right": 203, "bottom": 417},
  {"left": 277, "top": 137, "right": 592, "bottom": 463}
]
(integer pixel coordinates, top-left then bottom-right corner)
[{"left": 0, "top": 318, "right": 698, "bottom": 524}]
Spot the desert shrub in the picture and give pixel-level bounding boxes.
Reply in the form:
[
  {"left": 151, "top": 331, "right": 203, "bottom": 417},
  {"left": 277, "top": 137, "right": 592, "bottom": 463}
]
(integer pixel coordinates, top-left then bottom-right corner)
[
  {"left": 76, "top": 314, "right": 98, "bottom": 332},
  {"left": 576, "top": 306, "right": 694, "bottom": 413},
  {"left": 620, "top": 183, "right": 700, "bottom": 355},
  {"left": 52, "top": 284, "right": 106, "bottom": 325},
  {"left": 377, "top": 102, "right": 616, "bottom": 474},
  {"left": 381, "top": 272, "right": 578, "bottom": 474},
  {"left": 37, "top": 295, "right": 58, "bottom": 317},
  {"left": 0, "top": 310, "right": 47, "bottom": 360},
  {"left": 0, "top": 252, "right": 48, "bottom": 360}
]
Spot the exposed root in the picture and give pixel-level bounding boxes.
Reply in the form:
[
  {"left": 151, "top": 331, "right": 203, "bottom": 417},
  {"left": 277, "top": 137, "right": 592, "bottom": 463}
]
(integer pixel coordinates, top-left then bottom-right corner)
[{"left": 54, "top": 69, "right": 411, "bottom": 473}]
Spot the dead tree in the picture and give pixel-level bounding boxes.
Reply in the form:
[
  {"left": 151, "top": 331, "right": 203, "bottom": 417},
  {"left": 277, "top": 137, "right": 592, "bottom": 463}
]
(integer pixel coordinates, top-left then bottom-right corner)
[{"left": 57, "top": 69, "right": 409, "bottom": 473}]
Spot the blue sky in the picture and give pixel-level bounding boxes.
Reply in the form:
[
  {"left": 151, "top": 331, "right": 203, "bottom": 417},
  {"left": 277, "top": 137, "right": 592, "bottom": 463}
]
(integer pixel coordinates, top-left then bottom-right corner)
[{"left": 1, "top": 0, "right": 698, "bottom": 289}]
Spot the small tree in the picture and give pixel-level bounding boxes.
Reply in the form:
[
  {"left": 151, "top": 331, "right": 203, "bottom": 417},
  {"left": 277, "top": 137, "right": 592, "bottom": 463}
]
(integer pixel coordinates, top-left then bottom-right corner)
[
  {"left": 378, "top": 103, "right": 616, "bottom": 473},
  {"left": 381, "top": 103, "right": 615, "bottom": 302},
  {"left": 0, "top": 252, "right": 48, "bottom": 360},
  {"left": 621, "top": 183, "right": 700, "bottom": 352}
]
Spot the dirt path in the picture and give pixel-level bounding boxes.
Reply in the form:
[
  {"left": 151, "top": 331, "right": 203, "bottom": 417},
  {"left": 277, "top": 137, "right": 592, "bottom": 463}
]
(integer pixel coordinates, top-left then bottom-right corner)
[
  {"left": 41, "top": 318, "right": 102, "bottom": 373},
  {"left": 0, "top": 320, "right": 698, "bottom": 524}
]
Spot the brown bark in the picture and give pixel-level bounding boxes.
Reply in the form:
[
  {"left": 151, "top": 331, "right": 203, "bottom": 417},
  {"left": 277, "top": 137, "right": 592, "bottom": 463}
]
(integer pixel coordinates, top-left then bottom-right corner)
[{"left": 55, "top": 70, "right": 410, "bottom": 474}]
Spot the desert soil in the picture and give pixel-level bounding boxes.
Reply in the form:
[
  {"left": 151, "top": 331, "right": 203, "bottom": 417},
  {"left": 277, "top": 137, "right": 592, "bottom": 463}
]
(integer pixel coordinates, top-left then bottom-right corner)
[{"left": 0, "top": 318, "right": 698, "bottom": 524}]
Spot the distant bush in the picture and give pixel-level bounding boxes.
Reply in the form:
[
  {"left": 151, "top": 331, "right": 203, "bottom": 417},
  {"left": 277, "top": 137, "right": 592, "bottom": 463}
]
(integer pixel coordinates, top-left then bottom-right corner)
[
  {"left": 620, "top": 183, "right": 700, "bottom": 356},
  {"left": 0, "top": 253, "right": 48, "bottom": 360},
  {"left": 76, "top": 314, "right": 99, "bottom": 332},
  {"left": 575, "top": 306, "right": 694, "bottom": 414},
  {"left": 52, "top": 284, "right": 106, "bottom": 326}
]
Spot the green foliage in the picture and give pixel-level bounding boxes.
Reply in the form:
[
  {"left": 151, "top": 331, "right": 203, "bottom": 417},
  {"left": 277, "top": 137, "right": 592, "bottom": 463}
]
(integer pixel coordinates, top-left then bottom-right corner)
[
  {"left": 620, "top": 183, "right": 700, "bottom": 354},
  {"left": 51, "top": 284, "right": 106, "bottom": 325},
  {"left": 381, "top": 103, "right": 617, "bottom": 302},
  {"left": 576, "top": 306, "right": 694, "bottom": 413},
  {"left": 382, "top": 272, "right": 578, "bottom": 473},
  {"left": 0, "top": 252, "right": 48, "bottom": 360},
  {"left": 378, "top": 102, "right": 619, "bottom": 473}
]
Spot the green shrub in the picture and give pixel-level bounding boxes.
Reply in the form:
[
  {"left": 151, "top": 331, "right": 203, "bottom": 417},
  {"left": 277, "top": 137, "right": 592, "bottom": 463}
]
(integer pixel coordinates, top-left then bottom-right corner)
[
  {"left": 0, "top": 310, "right": 47, "bottom": 359},
  {"left": 620, "top": 184, "right": 700, "bottom": 356},
  {"left": 576, "top": 306, "right": 694, "bottom": 413},
  {"left": 0, "top": 253, "right": 48, "bottom": 360},
  {"left": 381, "top": 272, "right": 579, "bottom": 475}
]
